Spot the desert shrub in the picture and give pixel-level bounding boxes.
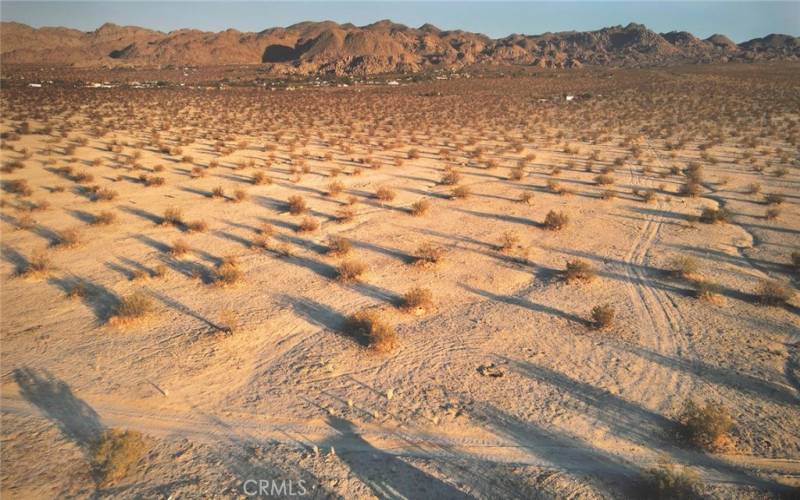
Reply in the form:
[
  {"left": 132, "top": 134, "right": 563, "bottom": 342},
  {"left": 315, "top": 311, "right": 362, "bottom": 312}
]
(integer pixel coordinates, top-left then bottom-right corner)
[
  {"left": 440, "top": 168, "right": 461, "bottom": 185},
  {"left": 792, "top": 252, "right": 800, "bottom": 271},
  {"left": 142, "top": 175, "right": 165, "bottom": 187},
  {"left": 233, "top": 189, "right": 247, "bottom": 203},
  {"left": 327, "top": 181, "right": 344, "bottom": 197},
  {"left": 699, "top": 207, "right": 730, "bottom": 224},
  {"left": 415, "top": 243, "right": 445, "bottom": 266},
  {"left": 163, "top": 207, "right": 183, "bottom": 226},
  {"left": 668, "top": 256, "right": 699, "bottom": 280},
  {"left": 346, "top": 309, "right": 397, "bottom": 352},
  {"left": 170, "top": 239, "right": 190, "bottom": 257},
  {"left": 594, "top": 174, "right": 614, "bottom": 185},
  {"left": 327, "top": 236, "right": 352, "bottom": 256},
  {"left": 411, "top": 199, "right": 430, "bottom": 216},
  {"left": 218, "top": 309, "right": 239, "bottom": 335},
  {"left": 54, "top": 228, "right": 81, "bottom": 248},
  {"left": 74, "top": 171, "right": 94, "bottom": 184},
  {"left": 4, "top": 179, "right": 33, "bottom": 196},
  {"left": 498, "top": 231, "right": 520, "bottom": 253},
  {"left": 297, "top": 217, "right": 319, "bottom": 233},
  {"left": 757, "top": 279, "right": 794, "bottom": 306},
  {"left": 590, "top": 304, "right": 615, "bottom": 330},
  {"left": 93, "top": 188, "right": 117, "bottom": 202},
  {"left": 679, "top": 180, "right": 701, "bottom": 197},
  {"left": 251, "top": 234, "right": 270, "bottom": 250},
  {"left": 337, "top": 206, "right": 356, "bottom": 223},
  {"left": 509, "top": 167, "right": 525, "bottom": 181},
  {"left": 765, "top": 193, "right": 784, "bottom": 205},
  {"left": 679, "top": 400, "right": 733, "bottom": 451},
  {"left": 693, "top": 279, "right": 722, "bottom": 302},
  {"left": 109, "top": 292, "right": 153, "bottom": 325},
  {"left": 401, "top": 287, "right": 434, "bottom": 313},
  {"left": 375, "top": 186, "right": 396, "bottom": 202},
  {"left": 214, "top": 258, "right": 242, "bottom": 286},
  {"left": 92, "top": 211, "right": 116, "bottom": 226},
  {"left": 641, "top": 461, "right": 701, "bottom": 500},
  {"left": 211, "top": 186, "right": 226, "bottom": 199},
  {"left": 452, "top": 185, "right": 470, "bottom": 199},
  {"left": 546, "top": 180, "right": 563, "bottom": 194},
  {"left": 190, "top": 167, "right": 206, "bottom": 178},
  {"left": 92, "top": 429, "right": 147, "bottom": 486},
  {"left": 519, "top": 192, "right": 534, "bottom": 204},
  {"left": 641, "top": 190, "right": 657, "bottom": 203},
  {"left": 745, "top": 183, "right": 761, "bottom": 195},
  {"left": 600, "top": 190, "right": 616, "bottom": 200},
  {"left": 20, "top": 250, "right": 50, "bottom": 277},
  {"left": 287, "top": 195, "right": 307, "bottom": 215},
  {"left": 564, "top": 260, "right": 596, "bottom": 284},
  {"left": 252, "top": 171, "right": 270, "bottom": 185},
  {"left": 544, "top": 210, "right": 569, "bottom": 230},
  {"left": 187, "top": 220, "right": 208, "bottom": 233},
  {"left": 765, "top": 207, "right": 781, "bottom": 220},
  {"left": 337, "top": 260, "right": 367, "bottom": 283}
]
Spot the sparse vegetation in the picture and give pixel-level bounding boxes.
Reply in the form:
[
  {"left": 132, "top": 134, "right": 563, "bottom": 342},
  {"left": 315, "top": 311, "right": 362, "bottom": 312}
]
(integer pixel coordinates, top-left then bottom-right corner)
[
  {"left": 92, "top": 429, "right": 147, "bottom": 486},
  {"left": 590, "top": 304, "right": 615, "bottom": 330},
  {"left": 400, "top": 287, "right": 434, "bottom": 313},
  {"left": 109, "top": 292, "right": 153, "bottom": 325},
  {"left": 337, "top": 260, "right": 367, "bottom": 282},
  {"left": 564, "top": 259, "right": 596, "bottom": 284},
  {"left": 757, "top": 279, "right": 794, "bottom": 306},
  {"left": 346, "top": 309, "right": 397, "bottom": 352},
  {"left": 679, "top": 400, "right": 733, "bottom": 451},
  {"left": 544, "top": 210, "right": 569, "bottom": 230}
]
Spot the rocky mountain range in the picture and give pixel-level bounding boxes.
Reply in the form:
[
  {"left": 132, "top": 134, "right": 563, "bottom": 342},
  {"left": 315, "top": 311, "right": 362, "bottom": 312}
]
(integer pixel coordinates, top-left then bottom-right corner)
[{"left": 1, "top": 20, "right": 798, "bottom": 75}]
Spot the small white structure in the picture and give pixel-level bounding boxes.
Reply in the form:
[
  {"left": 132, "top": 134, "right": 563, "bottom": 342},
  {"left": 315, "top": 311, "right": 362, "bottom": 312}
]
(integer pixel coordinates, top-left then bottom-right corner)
[
  {"left": 387, "top": 80, "right": 400, "bottom": 86},
  {"left": 27, "top": 83, "right": 42, "bottom": 88},
  {"left": 565, "top": 95, "right": 575, "bottom": 101}
]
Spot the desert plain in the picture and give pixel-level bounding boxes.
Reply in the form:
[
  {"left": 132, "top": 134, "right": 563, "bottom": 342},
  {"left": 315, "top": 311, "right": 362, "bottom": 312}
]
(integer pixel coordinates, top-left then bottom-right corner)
[{"left": 1, "top": 62, "right": 799, "bottom": 498}]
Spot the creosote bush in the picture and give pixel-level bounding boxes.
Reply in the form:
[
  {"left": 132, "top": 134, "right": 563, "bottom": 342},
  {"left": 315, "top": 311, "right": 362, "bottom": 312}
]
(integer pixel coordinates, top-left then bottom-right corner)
[
  {"left": 544, "top": 210, "right": 569, "bottom": 230},
  {"left": 337, "top": 260, "right": 367, "bottom": 282},
  {"left": 757, "top": 279, "right": 794, "bottom": 306},
  {"left": 163, "top": 207, "right": 183, "bottom": 226},
  {"left": 187, "top": 220, "right": 208, "bottom": 233},
  {"left": 214, "top": 257, "right": 242, "bottom": 286},
  {"left": 415, "top": 243, "right": 445, "bottom": 266},
  {"left": 109, "top": 292, "right": 153, "bottom": 326},
  {"left": 564, "top": 259, "right": 596, "bottom": 284},
  {"left": 699, "top": 207, "right": 730, "bottom": 224},
  {"left": 20, "top": 250, "right": 50, "bottom": 277},
  {"left": 92, "top": 211, "right": 116, "bottom": 226},
  {"left": 327, "top": 236, "right": 352, "bottom": 256},
  {"left": 590, "top": 304, "right": 615, "bottom": 330},
  {"left": 452, "top": 185, "right": 470, "bottom": 199},
  {"left": 641, "top": 461, "right": 701, "bottom": 500},
  {"left": 375, "top": 186, "right": 396, "bottom": 202},
  {"left": 298, "top": 217, "right": 319, "bottom": 233},
  {"left": 668, "top": 256, "right": 699, "bottom": 280},
  {"left": 679, "top": 400, "right": 733, "bottom": 452},
  {"left": 54, "top": 228, "right": 81, "bottom": 248},
  {"left": 410, "top": 199, "right": 430, "bottom": 216},
  {"left": 92, "top": 429, "right": 147, "bottom": 486},
  {"left": 170, "top": 239, "right": 191, "bottom": 257},
  {"left": 346, "top": 309, "right": 397, "bottom": 352},
  {"left": 401, "top": 287, "right": 433, "bottom": 313},
  {"left": 287, "top": 195, "right": 307, "bottom": 215}
]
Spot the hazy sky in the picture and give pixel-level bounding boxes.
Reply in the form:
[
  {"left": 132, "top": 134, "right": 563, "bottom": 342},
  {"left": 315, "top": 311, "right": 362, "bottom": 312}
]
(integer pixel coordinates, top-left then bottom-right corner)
[{"left": 2, "top": 1, "right": 798, "bottom": 42}]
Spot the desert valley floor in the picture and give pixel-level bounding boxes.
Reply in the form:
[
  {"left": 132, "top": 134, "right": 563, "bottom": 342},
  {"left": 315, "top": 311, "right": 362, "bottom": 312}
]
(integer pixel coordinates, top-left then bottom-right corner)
[{"left": 1, "top": 63, "right": 799, "bottom": 498}]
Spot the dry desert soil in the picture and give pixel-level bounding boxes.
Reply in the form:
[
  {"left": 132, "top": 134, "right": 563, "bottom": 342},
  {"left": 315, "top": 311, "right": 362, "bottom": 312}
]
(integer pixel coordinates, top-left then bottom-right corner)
[{"left": 1, "top": 63, "right": 799, "bottom": 499}]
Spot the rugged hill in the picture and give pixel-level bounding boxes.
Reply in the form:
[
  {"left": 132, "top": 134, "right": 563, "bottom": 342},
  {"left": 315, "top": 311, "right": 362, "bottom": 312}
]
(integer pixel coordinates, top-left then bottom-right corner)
[{"left": 1, "top": 20, "right": 797, "bottom": 75}]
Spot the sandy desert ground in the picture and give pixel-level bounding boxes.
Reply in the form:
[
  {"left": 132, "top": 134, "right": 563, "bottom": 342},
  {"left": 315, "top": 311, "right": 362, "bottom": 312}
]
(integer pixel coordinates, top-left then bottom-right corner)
[{"left": 1, "top": 63, "right": 799, "bottom": 498}]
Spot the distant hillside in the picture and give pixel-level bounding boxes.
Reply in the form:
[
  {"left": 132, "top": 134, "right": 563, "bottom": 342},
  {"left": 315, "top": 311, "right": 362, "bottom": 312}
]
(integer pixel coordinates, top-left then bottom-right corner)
[{"left": 1, "top": 20, "right": 797, "bottom": 75}]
